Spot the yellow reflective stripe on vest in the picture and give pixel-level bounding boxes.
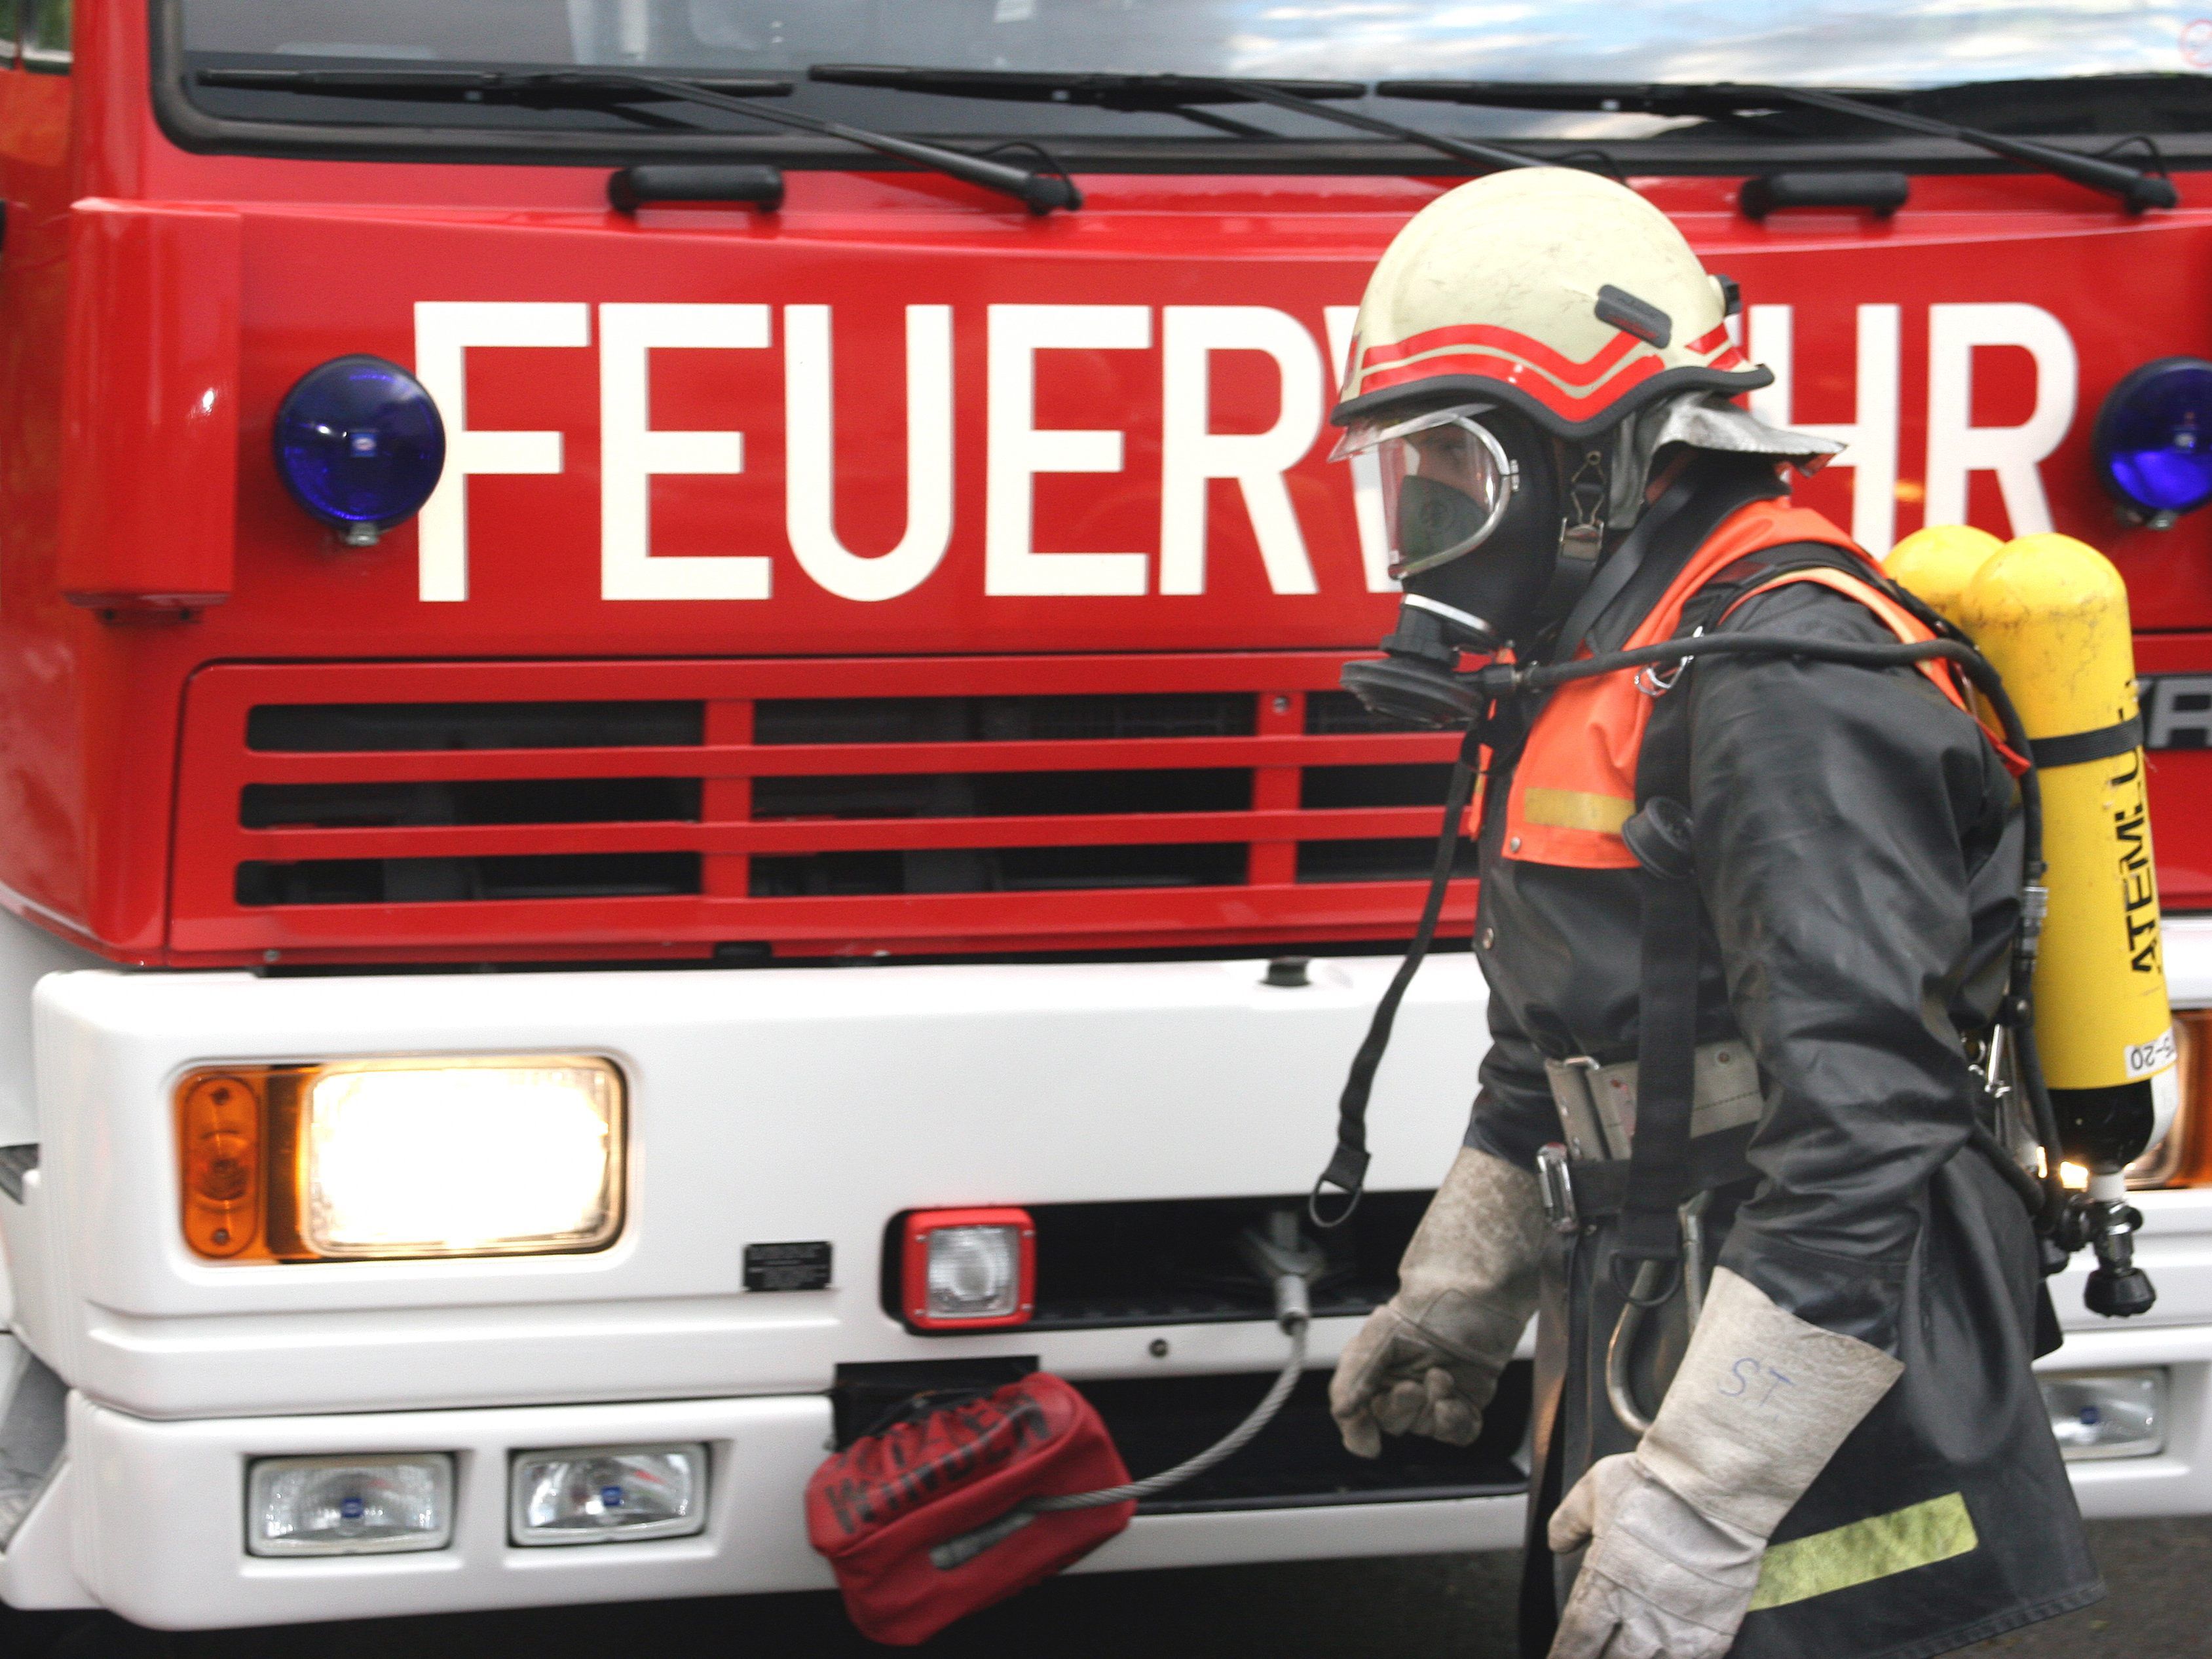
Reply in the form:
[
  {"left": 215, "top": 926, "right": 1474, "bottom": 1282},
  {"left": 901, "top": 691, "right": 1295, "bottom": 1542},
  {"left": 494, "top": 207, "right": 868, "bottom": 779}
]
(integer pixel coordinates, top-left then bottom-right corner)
[
  {"left": 1520, "top": 789, "right": 1633, "bottom": 836},
  {"left": 1748, "top": 1492, "right": 1979, "bottom": 1612}
]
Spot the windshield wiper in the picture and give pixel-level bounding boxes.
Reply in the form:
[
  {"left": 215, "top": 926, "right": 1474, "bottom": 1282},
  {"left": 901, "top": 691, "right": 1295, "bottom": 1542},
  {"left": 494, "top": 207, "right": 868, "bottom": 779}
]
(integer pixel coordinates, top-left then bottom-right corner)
[
  {"left": 809, "top": 65, "right": 1541, "bottom": 174},
  {"left": 810, "top": 64, "right": 1368, "bottom": 139},
  {"left": 195, "top": 66, "right": 1081, "bottom": 214},
  {"left": 1378, "top": 80, "right": 2177, "bottom": 212},
  {"left": 196, "top": 67, "right": 797, "bottom": 102}
]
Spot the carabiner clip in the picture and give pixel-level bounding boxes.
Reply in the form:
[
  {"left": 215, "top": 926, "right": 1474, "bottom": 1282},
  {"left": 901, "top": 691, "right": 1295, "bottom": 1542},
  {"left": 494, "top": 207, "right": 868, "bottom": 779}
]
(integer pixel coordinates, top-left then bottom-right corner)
[{"left": 1634, "top": 627, "right": 1703, "bottom": 698}]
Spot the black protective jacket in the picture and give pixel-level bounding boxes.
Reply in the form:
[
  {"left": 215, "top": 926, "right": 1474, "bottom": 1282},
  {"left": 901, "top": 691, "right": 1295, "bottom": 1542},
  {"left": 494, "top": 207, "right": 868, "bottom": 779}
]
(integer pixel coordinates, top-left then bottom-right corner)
[{"left": 1468, "top": 483, "right": 2100, "bottom": 1659}]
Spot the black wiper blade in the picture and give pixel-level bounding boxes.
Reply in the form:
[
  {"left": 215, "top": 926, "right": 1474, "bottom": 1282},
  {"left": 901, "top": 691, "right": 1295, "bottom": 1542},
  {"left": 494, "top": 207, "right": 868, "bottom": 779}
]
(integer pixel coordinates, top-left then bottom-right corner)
[
  {"left": 195, "top": 66, "right": 1080, "bottom": 214},
  {"left": 1379, "top": 80, "right": 2177, "bottom": 211},
  {"left": 810, "top": 65, "right": 1362, "bottom": 109},
  {"left": 811, "top": 64, "right": 1362, "bottom": 139},
  {"left": 810, "top": 64, "right": 1540, "bottom": 173},
  {"left": 196, "top": 67, "right": 796, "bottom": 102}
]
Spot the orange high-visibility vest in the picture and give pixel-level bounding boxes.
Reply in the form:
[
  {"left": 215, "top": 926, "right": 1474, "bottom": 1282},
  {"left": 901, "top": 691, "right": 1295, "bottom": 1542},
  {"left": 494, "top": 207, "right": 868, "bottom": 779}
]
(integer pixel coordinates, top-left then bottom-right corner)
[{"left": 1501, "top": 500, "right": 1974, "bottom": 870}]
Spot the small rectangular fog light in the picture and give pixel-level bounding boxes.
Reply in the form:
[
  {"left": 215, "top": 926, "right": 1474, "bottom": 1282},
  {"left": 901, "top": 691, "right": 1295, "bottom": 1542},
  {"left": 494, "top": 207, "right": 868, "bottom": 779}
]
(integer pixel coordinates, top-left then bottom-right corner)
[
  {"left": 247, "top": 1453, "right": 453, "bottom": 1557},
  {"left": 2042, "top": 1370, "right": 2167, "bottom": 1461},
  {"left": 903, "top": 1207, "right": 1034, "bottom": 1331},
  {"left": 510, "top": 1444, "right": 706, "bottom": 1545}
]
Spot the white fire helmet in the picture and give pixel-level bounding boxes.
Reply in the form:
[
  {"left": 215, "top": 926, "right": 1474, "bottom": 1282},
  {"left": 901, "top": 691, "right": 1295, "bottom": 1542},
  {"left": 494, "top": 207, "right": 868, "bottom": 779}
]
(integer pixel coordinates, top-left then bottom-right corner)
[{"left": 1330, "top": 168, "right": 1767, "bottom": 443}]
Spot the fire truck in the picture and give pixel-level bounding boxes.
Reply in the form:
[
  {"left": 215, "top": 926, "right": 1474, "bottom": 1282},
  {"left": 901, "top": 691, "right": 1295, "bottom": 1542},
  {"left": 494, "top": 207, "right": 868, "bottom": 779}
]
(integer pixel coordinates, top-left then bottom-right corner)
[{"left": 0, "top": 0, "right": 2208, "bottom": 1632}]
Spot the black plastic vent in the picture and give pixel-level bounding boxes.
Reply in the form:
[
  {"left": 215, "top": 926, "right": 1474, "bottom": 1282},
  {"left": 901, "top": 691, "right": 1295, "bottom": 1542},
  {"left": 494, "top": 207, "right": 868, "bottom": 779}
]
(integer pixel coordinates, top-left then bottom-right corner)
[
  {"left": 752, "top": 842, "right": 1247, "bottom": 898},
  {"left": 1299, "top": 763, "right": 1455, "bottom": 811},
  {"left": 755, "top": 693, "right": 1255, "bottom": 745},
  {"left": 242, "top": 778, "right": 703, "bottom": 829},
  {"left": 1297, "top": 838, "right": 1478, "bottom": 885},
  {"left": 1082, "top": 1364, "right": 1528, "bottom": 1512},
  {"left": 753, "top": 768, "right": 1250, "bottom": 821},
  {"left": 236, "top": 852, "right": 702, "bottom": 906},
  {"left": 1304, "top": 690, "right": 1412, "bottom": 735},
  {"left": 247, "top": 701, "right": 704, "bottom": 753},
  {"left": 826, "top": 1356, "right": 1531, "bottom": 1512}
]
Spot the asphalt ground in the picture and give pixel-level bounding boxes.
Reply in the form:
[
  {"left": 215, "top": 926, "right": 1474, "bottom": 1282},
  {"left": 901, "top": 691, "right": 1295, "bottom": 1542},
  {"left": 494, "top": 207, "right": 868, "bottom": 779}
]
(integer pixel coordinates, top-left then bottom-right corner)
[{"left": 3, "top": 1516, "right": 2205, "bottom": 1658}]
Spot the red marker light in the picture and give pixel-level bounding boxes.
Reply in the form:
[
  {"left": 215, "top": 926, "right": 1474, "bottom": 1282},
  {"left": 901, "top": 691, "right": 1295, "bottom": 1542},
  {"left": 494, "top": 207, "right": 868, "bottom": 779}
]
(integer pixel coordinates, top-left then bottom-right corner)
[{"left": 902, "top": 1207, "right": 1036, "bottom": 1332}]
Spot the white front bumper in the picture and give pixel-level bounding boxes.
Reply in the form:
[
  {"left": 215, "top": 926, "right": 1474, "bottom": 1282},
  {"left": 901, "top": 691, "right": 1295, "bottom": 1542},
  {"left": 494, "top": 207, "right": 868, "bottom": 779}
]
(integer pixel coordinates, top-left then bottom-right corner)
[{"left": 3, "top": 927, "right": 2212, "bottom": 1626}]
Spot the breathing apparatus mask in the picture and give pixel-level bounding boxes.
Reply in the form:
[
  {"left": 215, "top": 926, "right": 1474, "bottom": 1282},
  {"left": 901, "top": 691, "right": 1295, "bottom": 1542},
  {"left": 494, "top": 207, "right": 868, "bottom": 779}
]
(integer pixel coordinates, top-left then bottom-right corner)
[{"left": 1332, "top": 401, "right": 1611, "bottom": 727}]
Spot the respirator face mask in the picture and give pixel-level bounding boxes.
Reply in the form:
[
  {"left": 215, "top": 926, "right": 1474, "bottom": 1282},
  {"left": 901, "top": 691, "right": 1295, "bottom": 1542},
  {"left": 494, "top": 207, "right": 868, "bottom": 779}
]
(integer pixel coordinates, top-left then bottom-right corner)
[{"left": 1332, "top": 403, "right": 1571, "bottom": 727}]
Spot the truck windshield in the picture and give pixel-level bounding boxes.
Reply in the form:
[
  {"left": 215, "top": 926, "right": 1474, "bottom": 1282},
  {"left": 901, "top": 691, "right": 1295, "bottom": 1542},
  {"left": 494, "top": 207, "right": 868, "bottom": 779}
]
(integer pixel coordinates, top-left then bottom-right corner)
[{"left": 175, "top": 0, "right": 2212, "bottom": 142}]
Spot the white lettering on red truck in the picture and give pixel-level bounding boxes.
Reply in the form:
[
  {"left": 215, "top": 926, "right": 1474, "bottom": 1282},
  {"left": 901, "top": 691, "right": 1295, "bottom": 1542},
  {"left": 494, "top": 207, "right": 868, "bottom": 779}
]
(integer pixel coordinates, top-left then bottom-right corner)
[{"left": 413, "top": 299, "right": 2082, "bottom": 605}]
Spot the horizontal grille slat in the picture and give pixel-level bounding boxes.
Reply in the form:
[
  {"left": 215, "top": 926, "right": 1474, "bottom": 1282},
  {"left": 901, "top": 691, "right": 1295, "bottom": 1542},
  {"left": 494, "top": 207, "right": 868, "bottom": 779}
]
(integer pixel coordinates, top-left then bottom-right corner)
[
  {"left": 233, "top": 732, "right": 1455, "bottom": 783},
  {"left": 179, "top": 878, "right": 1465, "bottom": 956},
  {"left": 172, "top": 656, "right": 1477, "bottom": 963},
  {"left": 232, "top": 805, "right": 1456, "bottom": 860}
]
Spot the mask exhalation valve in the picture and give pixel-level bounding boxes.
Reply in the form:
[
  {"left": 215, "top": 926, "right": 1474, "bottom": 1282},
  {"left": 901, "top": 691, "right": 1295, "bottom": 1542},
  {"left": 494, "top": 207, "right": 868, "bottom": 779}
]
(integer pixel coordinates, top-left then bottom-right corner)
[{"left": 1340, "top": 604, "right": 1482, "bottom": 729}]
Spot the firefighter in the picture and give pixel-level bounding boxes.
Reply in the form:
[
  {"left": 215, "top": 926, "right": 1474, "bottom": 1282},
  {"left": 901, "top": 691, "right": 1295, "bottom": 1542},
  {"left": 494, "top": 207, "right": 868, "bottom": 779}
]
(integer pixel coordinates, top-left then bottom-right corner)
[{"left": 1324, "top": 169, "right": 2100, "bottom": 1658}]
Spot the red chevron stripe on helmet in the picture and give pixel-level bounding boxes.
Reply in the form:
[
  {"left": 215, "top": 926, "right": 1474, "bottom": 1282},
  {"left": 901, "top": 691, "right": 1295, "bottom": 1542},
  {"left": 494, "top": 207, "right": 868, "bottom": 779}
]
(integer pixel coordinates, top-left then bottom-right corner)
[{"left": 1355, "top": 348, "right": 1664, "bottom": 420}]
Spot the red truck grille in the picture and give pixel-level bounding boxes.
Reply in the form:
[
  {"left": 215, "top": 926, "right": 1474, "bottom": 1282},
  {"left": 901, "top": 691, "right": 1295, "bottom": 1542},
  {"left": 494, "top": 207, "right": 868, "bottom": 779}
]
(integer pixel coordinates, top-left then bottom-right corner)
[{"left": 172, "top": 656, "right": 1472, "bottom": 964}]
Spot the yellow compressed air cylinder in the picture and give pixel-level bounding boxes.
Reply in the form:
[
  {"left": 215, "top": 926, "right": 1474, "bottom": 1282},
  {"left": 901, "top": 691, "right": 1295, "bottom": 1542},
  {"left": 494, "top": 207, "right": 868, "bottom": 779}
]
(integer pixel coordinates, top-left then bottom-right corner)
[
  {"left": 1951, "top": 534, "right": 2175, "bottom": 1159},
  {"left": 1883, "top": 523, "right": 2006, "bottom": 624}
]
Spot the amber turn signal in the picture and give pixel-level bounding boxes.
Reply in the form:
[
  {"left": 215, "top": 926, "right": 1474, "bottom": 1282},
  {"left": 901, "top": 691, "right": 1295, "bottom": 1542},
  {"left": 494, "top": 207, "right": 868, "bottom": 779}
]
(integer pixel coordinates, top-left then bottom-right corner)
[{"left": 178, "top": 1071, "right": 263, "bottom": 1258}]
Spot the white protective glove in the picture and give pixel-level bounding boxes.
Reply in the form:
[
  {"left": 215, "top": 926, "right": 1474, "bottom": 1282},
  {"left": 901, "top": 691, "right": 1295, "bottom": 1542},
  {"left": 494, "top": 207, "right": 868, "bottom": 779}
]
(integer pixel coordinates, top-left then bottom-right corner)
[
  {"left": 1547, "top": 1265, "right": 1905, "bottom": 1659},
  {"left": 1329, "top": 1146, "right": 1547, "bottom": 1457}
]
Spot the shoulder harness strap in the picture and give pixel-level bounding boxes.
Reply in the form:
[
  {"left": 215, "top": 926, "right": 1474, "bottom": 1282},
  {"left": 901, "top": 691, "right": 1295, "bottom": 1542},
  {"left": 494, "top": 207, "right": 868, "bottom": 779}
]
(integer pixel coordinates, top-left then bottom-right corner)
[{"left": 1609, "top": 542, "right": 1951, "bottom": 1281}]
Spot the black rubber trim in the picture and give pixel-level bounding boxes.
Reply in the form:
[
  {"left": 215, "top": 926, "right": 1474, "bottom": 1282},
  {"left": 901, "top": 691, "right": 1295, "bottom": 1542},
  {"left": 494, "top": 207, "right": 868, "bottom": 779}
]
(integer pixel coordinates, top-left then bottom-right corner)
[
  {"left": 1139, "top": 1478, "right": 1525, "bottom": 1514},
  {"left": 1741, "top": 170, "right": 1911, "bottom": 217},
  {"left": 609, "top": 163, "right": 784, "bottom": 212},
  {"left": 2029, "top": 714, "right": 2143, "bottom": 770}
]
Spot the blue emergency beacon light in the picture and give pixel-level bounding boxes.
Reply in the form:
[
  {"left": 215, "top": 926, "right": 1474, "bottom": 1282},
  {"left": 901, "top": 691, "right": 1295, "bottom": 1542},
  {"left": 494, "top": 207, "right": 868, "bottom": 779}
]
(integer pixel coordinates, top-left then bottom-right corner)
[
  {"left": 272, "top": 355, "right": 447, "bottom": 546},
  {"left": 2093, "top": 355, "right": 2212, "bottom": 529}
]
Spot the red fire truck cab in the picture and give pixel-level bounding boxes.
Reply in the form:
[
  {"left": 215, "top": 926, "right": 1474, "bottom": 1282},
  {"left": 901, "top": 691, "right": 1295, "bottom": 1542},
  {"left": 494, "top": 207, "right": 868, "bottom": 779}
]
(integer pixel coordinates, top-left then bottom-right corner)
[{"left": 0, "top": 0, "right": 2208, "bottom": 1630}]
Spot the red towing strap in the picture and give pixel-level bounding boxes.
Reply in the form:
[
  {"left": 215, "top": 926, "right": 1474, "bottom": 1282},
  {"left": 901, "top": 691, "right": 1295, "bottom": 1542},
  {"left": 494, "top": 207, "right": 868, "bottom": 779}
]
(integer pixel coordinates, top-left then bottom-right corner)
[{"left": 806, "top": 1372, "right": 1135, "bottom": 1645}]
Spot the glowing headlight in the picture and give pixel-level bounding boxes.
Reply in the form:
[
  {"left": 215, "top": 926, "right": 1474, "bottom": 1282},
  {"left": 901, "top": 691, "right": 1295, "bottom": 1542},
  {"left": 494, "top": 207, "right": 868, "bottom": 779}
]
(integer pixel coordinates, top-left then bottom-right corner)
[
  {"left": 174, "top": 1056, "right": 624, "bottom": 1262},
  {"left": 305, "top": 1060, "right": 622, "bottom": 1258}
]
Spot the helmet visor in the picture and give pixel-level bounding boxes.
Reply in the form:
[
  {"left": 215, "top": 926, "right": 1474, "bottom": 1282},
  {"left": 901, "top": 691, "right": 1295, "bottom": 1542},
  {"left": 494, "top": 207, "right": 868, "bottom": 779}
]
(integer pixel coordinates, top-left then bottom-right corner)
[{"left": 1331, "top": 408, "right": 1519, "bottom": 578}]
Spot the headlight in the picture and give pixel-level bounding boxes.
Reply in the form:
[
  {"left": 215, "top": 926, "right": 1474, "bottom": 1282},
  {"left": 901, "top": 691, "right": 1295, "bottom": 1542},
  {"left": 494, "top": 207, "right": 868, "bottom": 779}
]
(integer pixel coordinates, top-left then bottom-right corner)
[{"left": 176, "top": 1056, "right": 624, "bottom": 1262}]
